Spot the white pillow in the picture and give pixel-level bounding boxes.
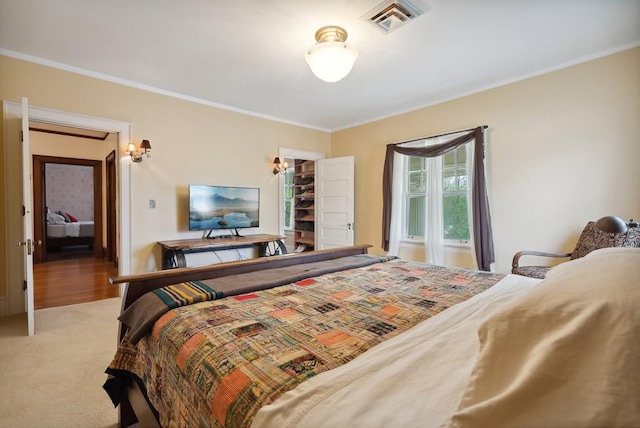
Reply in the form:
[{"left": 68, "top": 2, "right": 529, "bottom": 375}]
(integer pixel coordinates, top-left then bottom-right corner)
[
  {"left": 445, "top": 247, "right": 640, "bottom": 428},
  {"left": 46, "top": 212, "right": 66, "bottom": 224}
]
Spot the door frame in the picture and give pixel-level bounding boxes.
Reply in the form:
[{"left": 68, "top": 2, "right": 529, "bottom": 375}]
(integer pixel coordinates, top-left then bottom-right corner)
[
  {"left": 106, "top": 150, "right": 117, "bottom": 264},
  {"left": 277, "top": 148, "right": 325, "bottom": 238},
  {"left": 33, "top": 155, "right": 104, "bottom": 262},
  {"left": 3, "top": 101, "right": 132, "bottom": 317}
]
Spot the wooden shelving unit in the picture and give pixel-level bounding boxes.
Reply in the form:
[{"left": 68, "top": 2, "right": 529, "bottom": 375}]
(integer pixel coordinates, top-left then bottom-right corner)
[{"left": 293, "top": 160, "right": 315, "bottom": 252}]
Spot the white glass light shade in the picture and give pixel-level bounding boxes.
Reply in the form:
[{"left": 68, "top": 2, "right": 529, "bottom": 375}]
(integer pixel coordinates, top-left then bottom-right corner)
[{"left": 305, "top": 42, "right": 358, "bottom": 83}]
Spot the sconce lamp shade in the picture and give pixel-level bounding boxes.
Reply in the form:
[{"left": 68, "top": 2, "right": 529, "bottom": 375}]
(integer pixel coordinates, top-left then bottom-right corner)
[
  {"left": 127, "top": 139, "right": 152, "bottom": 163},
  {"left": 306, "top": 26, "right": 358, "bottom": 83},
  {"left": 272, "top": 157, "right": 288, "bottom": 175},
  {"left": 595, "top": 215, "right": 628, "bottom": 234}
]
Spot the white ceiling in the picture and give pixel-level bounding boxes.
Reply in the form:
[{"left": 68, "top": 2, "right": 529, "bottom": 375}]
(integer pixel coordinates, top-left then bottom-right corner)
[{"left": 1, "top": 0, "right": 639, "bottom": 132}]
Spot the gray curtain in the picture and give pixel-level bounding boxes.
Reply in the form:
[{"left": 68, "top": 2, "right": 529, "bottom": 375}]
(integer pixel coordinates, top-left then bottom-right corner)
[{"left": 381, "top": 126, "right": 495, "bottom": 271}]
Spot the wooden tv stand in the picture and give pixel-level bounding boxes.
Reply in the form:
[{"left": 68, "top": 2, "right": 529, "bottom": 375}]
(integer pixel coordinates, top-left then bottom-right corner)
[{"left": 157, "top": 234, "right": 286, "bottom": 269}]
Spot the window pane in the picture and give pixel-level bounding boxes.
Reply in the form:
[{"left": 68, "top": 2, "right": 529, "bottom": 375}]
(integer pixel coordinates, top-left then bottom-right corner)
[
  {"left": 443, "top": 170, "right": 456, "bottom": 191},
  {"left": 284, "top": 200, "right": 292, "bottom": 228},
  {"left": 407, "top": 195, "right": 425, "bottom": 237},
  {"left": 408, "top": 172, "right": 425, "bottom": 193},
  {"left": 408, "top": 156, "right": 423, "bottom": 171},
  {"left": 443, "top": 194, "right": 470, "bottom": 240},
  {"left": 457, "top": 145, "right": 466, "bottom": 165},
  {"left": 443, "top": 151, "right": 455, "bottom": 167},
  {"left": 284, "top": 167, "right": 294, "bottom": 230},
  {"left": 458, "top": 173, "right": 468, "bottom": 191},
  {"left": 285, "top": 169, "right": 294, "bottom": 180}
]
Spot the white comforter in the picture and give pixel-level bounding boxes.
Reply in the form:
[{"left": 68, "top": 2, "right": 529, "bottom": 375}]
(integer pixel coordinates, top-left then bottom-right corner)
[{"left": 47, "top": 221, "right": 94, "bottom": 238}]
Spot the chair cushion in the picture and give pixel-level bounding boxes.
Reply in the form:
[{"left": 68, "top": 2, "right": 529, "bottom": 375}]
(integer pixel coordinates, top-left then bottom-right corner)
[
  {"left": 622, "top": 226, "right": 640, "bottom": 247},
  {"left": 512, "top": 266, "right": 551, "bottom": 279},
  {"left": 570, "top": 221, "right": 640, "bottom": 260}
]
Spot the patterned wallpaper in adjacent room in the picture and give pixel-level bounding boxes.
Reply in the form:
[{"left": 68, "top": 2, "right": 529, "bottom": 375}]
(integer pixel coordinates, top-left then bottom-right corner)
[{"left": 45, "top": 164, "right": 94, "bottom": 220}]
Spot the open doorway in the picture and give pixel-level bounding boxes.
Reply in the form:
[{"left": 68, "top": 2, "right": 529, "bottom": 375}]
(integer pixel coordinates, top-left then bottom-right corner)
[
  {"left": 3, "top": 100, "right": 132, "bottom": 326},
  {"left": 33, "top": 155, "right": 103, "bottom": 263},
  {"left": 278, "top": 148, "right": 325, "bottom": 252},
  {"left": 29, "top": 125, "right": 118, "bottom": 309}
]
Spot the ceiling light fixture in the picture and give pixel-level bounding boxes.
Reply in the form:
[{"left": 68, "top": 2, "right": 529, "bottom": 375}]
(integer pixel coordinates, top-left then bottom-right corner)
[{"left": 305, "top": 26, "right": 358, "bottom": 83}]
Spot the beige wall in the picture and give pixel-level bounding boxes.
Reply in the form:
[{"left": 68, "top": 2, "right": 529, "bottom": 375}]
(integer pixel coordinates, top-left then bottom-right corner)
[
  {"left": 332, "top": 47, "right": 640, "bottom": 272},
  {"left": 0, "top": 55, "right": 331, "bottom": 308}
]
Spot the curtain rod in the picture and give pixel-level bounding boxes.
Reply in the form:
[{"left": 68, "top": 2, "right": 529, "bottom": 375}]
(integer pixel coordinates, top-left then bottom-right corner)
[{"left": 394, "top": 125, "right": 488, "bottom": 146}]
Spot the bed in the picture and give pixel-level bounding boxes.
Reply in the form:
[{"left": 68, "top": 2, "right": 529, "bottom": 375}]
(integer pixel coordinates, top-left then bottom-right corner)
[
  {"left": 104, "top": 245, "right": 640, "bottom": 428},
  {"left": 46, "top": 211, "right": 94, "bottom": 250}
]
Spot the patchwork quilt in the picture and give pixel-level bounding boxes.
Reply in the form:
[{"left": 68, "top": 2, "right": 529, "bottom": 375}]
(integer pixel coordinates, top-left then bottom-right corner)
[{"left": 105, "top": 257, "right": 504, "bottom": 428}]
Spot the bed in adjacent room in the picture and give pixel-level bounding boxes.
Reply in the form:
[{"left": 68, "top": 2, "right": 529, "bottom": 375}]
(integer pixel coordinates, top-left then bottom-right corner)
[
  {"left": 104, "top": 245, "right": 640, "bottom": 428},
  {"left": 46, "top": 211, "right": 94, "bottom": 250}
]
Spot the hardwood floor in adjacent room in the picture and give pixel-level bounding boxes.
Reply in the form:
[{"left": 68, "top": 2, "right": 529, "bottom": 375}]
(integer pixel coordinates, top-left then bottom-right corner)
[{"left": 34, "top": 249, "right": 119, "bottom": 310}]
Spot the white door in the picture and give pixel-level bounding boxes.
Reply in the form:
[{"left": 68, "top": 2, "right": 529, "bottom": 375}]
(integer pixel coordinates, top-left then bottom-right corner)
[
  {"left": 316, "top": 156, "right": 355, "bottom": 249},
  {"left": 18, "top": 97, "right": 36, "bottom": 335}
]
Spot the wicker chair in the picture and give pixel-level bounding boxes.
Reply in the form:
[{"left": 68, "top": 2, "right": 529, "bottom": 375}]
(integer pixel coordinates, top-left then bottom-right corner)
[{"left": 512, "top": 221, "right": 640, "bottom": 279}]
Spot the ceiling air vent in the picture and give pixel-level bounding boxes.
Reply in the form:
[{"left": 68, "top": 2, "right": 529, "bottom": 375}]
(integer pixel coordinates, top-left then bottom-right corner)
[{"left": 361, "top": 0, "right": 424, "bottom": 34}]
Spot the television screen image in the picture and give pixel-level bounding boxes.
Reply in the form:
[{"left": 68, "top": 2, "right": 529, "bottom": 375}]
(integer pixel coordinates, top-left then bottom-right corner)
[{"left": 189, "top": 185, "right": 260, "bottom": 231}]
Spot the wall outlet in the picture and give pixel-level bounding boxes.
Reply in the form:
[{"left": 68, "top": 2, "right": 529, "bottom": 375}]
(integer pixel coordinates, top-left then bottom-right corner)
[{"left": 149, "top": 199, "right": 156, "bottom": 209}]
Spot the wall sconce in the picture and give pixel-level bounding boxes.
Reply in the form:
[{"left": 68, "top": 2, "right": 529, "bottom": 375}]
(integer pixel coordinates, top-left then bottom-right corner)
[
  {"left": 272, "top": 157, "right": 289, "bottom": 175},
  {"left": 127, "top": 139, "right": 152, "bottom": 163}
]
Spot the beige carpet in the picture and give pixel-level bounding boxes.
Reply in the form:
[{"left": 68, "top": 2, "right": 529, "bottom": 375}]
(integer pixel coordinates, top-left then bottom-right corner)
[{"left": 0, "top": 297, "right": 122, "bottom": 428}]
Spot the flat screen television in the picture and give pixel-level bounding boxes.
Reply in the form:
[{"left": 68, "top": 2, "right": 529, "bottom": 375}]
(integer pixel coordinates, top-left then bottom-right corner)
[{"left": 188, "top": 185, "right": 260, "bottom": 233}]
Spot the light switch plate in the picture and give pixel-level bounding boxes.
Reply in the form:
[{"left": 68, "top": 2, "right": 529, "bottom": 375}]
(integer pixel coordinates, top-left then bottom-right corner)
[{"left": 149, "top": 199, "right": 156, "bottom": 209}]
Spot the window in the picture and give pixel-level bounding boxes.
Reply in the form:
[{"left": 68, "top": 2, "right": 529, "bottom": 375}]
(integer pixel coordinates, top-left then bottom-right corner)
[
  {"left": 404, "top": 145, "right": 470, "bottom": 243},
  {"left": 405, "top": 156, "right": 427, "bottom": 238},
  {"left": 442, "top": 146, "right": 469, "bottom": 241},
  {"left": 283, "top": 167, "right": 294, "bottom": 230}
]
